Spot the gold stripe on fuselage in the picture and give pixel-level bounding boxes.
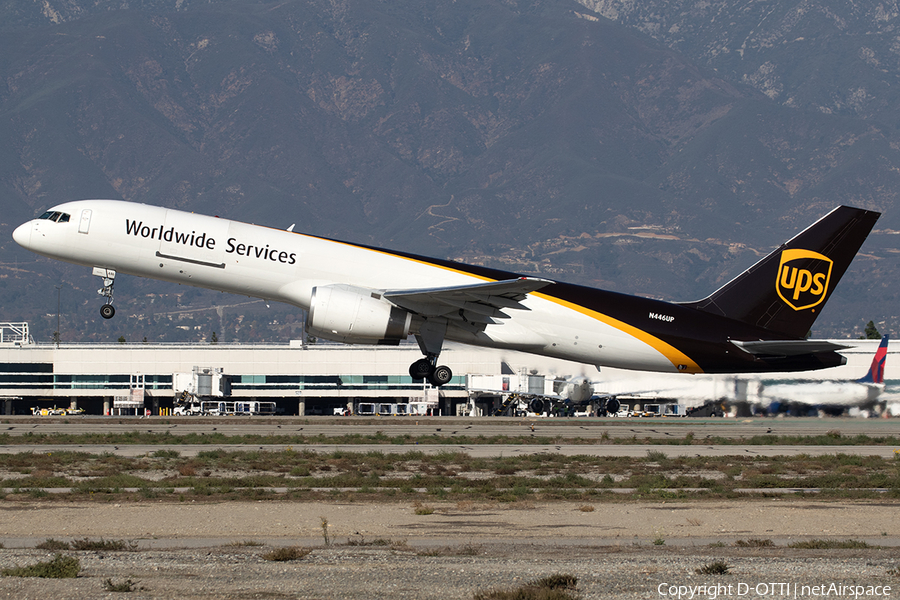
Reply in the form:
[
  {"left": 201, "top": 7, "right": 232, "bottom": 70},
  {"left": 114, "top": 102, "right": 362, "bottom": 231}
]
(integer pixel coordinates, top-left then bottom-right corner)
[
  {"left": 295, "top": 233, "right": 703, "bottom": 373},
  {"left": 533, "top": 292, "right": 703, "bottom": 374}
]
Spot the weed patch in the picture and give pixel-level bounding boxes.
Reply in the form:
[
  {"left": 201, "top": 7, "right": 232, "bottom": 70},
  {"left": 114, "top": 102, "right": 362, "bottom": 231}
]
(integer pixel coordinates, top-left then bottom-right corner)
[
  {"left": 70, "top": 538, "right": 139, "bottom": 552},
  {"left": 345, "top": 537, "right": 405, "bottom": 548},
  {"left": 35, "top": 538, "right": 71, "bottom": 551},
  {"left": 418, "top": 544, "right": 481, "bottom": 556},
  {"left": 103, "top": 578, "right": 142, "bottom": 592},
  {"left": 474, "top": 573, "right": 578, "bottom": 600},
  {"left": 261, "top": 546, "right": 311, "bottom": 561},
  {"left": 226, "top": 540, "right": 264, "bottom": 547},
  {"left": 413, "top": 501, "right": 435, "bottom": 515},
  {"left": 734, "top": 539, "right": 775, "bottom": 548},
  {"left": 5, "top": 447, "right": 900, "bottom": 503},
  {"left": 696, "top": 560, "right": 730, "bottom": 575},
  {"left": 2, "top": 554, "right": 80, "bottom": 578},
  {"left": 787, "top": 539, "right": 873, "bottom": 549}
]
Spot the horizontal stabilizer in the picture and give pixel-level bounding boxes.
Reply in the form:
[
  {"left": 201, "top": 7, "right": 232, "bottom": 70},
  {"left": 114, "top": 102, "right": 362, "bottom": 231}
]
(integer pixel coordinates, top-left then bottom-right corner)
[{"left": 731, "top": 339, "right": 852, "bottom": 357}]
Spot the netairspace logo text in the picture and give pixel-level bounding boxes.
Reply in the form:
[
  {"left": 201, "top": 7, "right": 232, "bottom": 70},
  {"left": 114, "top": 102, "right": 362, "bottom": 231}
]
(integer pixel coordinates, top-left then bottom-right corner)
[{"left": 658, "top": 582, "right": 892, "bottom": 599}]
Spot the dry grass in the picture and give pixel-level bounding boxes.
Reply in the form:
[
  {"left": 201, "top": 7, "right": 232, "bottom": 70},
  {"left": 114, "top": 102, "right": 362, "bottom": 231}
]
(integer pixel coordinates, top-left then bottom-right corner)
[
  {"left": 70, "top": 538, "right": 139, "bottom": 551},
  {"left": 417, "top": 544, "right": 481, "bottom": 557},
  {"left": 413, "top": 501, "right": 435, "bottom": 515},
  {"left": 696, "top": 560, "right": 729, "bottom": 575},
  {"left": 103, "top": 578, "right": 142, "bottom": 592},
  {"left": 734, "top": 539, "right": 774, "bottom": 548},
  {"left": 260, "top": 546, "right": 311, "bottom": 561},
  {"left": 474, "top": 574, "right": 578, "bottom": 600},
  {"left": 787, "top": 539, "right": 873, "bottom": 549},
  {"left": 2, "top": 554, "right": 80, "bottom": 578},
  {"left": 225, "top": 540, "right": 264, "bottom": 547},
  {"left": 1, "top": 446, "right": 898, "bottom": 503},
  {"left": 35, "top": 538, "right": 70, "bottom": 551}
]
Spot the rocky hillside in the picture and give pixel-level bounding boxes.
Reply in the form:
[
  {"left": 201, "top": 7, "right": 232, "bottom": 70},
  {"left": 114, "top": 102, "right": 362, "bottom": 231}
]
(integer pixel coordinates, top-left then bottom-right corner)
[{"left": 0, "top": 0, "right": 896, "bottom": 342}]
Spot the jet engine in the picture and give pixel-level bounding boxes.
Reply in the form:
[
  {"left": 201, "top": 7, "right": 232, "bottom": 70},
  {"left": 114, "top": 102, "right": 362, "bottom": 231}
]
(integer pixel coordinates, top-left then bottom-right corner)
[
  {"left": 563, "top": 377, "right": 594, "bottom": 404},
  {"left": 306, "top": 284, "right": 412, "bottom": 344},
  {"left": 603, "top": 397, "right": 621, "bottom": 415}
]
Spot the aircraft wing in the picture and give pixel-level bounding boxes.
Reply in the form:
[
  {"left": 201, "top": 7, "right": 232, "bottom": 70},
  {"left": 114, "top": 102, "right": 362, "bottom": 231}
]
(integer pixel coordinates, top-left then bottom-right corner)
[
  {"left": 384, "top": 277, "right": 553, "bottom": 326},
  {"left": 730, "top": 339, "right": 852, "bottom": 357}
]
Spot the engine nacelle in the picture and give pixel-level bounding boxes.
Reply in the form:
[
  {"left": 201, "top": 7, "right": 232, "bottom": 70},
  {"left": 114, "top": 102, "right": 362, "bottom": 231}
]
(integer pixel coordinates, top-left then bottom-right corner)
[
  {"left": 564, "top": 377, "right": 594, "bottom": 404},
  {"left": 603, "top": 397, "right": 621, "bottom": 415},
  {"left": 306, "top": 284, "right": 412, "bottom": 344},
  {"left": 528, "top": 398, "right": 546, "bottom": 414}
]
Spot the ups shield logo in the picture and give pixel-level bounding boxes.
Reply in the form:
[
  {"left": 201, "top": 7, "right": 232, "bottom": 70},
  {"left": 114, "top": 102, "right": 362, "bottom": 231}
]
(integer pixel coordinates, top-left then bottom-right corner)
[{"left": 776, "top": 249, "right": 833, "bottom": 311}]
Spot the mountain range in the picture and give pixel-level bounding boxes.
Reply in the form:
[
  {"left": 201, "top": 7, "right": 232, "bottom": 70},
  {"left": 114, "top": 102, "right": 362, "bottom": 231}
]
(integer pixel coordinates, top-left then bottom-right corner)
[{"left": 0, "top": 0, "right": 897, "bottom": 344}]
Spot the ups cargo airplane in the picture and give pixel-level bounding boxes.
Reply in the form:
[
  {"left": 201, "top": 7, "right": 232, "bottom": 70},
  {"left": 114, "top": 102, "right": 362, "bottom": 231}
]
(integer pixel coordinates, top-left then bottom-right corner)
[{"left": 12, "top": 200, "right": 879, "bottom": 387}]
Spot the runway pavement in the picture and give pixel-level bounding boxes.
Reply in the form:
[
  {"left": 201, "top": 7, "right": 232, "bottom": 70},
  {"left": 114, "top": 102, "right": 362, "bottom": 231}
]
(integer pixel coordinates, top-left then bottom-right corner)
[
  {"left": 0, "top": 443, "right": 898, "bottom": 457},
  {"left": 2, "top": 415, "right": 900, "bottom": 439},
  {"left": 0, "top": 416, "right": 898, "bottom": 457}
]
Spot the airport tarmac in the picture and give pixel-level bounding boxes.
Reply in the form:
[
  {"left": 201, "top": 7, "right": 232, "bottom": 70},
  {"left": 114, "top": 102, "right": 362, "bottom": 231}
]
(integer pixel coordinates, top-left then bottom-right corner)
[
  {"left": 0, "top": 416, "right": 898, "bottom": 458},
  {"left": 3, "top": 415, "right": 900, "bottom": 440},
  {"left": 1, "top": 443, "right": 898, "bottom": 458}
]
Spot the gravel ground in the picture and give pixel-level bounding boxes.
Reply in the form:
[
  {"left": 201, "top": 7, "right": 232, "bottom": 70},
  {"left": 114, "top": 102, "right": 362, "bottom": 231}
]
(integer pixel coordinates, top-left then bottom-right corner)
[
  {"left": 0, "top": 500, "right": 898, "bottom": 599},
  {"left": 0, "top": 545, "right": 898, "bottom": 600}
]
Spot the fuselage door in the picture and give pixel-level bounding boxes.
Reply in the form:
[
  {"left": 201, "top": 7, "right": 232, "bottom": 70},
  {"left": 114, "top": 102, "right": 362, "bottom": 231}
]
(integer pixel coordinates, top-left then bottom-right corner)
[
  {"left": 157, "top": 210, "right": 228, "bottom": 269},
  {"left": 78, "top": 209, "right": 92, "bottom": 234}
]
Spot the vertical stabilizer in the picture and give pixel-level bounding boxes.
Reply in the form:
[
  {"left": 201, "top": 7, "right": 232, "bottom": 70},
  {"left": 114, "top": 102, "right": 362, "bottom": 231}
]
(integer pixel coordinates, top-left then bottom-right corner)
[
  {"left": 684, "top": 206, "right": 880, "bottom": 338},
  {"left": 858, "top": 335, "right": 889, "bottom": 384}
]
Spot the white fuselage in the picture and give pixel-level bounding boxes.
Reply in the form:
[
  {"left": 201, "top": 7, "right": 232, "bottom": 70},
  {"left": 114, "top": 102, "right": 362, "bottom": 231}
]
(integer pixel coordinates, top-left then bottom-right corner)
[
  {"left": 13, "top": 200, "right": 682, "bottom": 372},
  {"left": 758, "top": 380, "right": 884, "bottom": 408}
]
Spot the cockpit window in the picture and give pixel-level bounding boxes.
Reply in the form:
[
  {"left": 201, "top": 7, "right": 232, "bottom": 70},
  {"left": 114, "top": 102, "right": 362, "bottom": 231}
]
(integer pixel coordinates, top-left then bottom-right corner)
[{"left": 37, "top": 211, "right": 70, "bottom": 223}]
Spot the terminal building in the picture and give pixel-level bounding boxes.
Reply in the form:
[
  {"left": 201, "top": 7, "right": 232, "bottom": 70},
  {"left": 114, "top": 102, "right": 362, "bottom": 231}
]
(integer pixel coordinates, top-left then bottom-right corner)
[
  {"left": 0, "top": 323, "right": 510, "bottom": 416},
  {"left": 0, "top": 322, "right": 896, "bottom": 417}
]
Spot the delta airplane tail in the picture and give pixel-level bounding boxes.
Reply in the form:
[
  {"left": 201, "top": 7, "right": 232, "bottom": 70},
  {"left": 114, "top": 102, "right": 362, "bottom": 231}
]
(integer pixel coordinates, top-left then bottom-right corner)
[{"left": 858, "top": 335, "right": 889, "bottom": 384}]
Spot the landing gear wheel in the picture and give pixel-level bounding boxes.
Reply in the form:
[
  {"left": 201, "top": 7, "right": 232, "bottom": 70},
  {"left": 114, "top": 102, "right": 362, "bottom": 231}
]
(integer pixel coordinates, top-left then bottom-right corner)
[
  {"left": 409, "top": 358, "right": 433, "bottom": 381},
  {"left": 100, "top": 304, "right": 116, "bottom": 320},
  {"left": 94, "top": 268, "right": 117, "bottom": 319},
  {"left": 604, "top": 398, "right": 620, "bottom": 416},
  {"left": 427, "top": 364, "right": 453, "bottom": 387}
]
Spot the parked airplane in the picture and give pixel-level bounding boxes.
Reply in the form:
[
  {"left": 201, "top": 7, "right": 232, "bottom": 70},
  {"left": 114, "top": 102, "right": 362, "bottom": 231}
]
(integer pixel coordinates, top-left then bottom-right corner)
[
  {"left": 756, "top": 335, "right": 889, "bottom": 413},
  {"left": 13, "top": 201, "right": 879, "bottom": 386}
]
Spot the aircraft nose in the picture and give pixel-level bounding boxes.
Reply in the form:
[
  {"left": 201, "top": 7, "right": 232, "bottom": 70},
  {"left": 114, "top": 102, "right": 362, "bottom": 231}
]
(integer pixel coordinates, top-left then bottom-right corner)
[{"left": 12, "top": 222, "right": 32, "bottom": 248}]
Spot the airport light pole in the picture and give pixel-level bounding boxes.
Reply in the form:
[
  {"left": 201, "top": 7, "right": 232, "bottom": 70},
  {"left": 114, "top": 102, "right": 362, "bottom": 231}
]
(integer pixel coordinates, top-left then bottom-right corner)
[{"left": 55, "top": 285, "right": 61, "bottom": 348}]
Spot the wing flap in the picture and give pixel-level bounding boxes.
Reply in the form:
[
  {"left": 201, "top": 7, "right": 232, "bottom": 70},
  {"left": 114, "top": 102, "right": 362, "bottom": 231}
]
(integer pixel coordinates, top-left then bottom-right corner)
[
  {"left": 384, "top": 277, "right": 553, "bottom": 321},
  {"left": 731, "top": 339, "right": 852, "bottom": 357}
]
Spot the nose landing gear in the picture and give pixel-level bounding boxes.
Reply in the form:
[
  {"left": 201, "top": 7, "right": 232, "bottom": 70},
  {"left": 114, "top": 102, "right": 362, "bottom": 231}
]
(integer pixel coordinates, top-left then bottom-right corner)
[{"left": 93, "top": 267, "right": 116, "bottom": 319}]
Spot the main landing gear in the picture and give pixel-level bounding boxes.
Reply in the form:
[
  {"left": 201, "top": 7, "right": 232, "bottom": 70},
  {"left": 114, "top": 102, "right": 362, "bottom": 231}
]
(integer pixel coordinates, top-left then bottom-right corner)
[
  {"left": 409, "top": 318, "right": 453, "bottom": 387},
  {"left": 93, "top": 267, "right": 116, "bottom": 319},
  {"left": 409, "top": 356, "right": 453, "bottom": 387}
]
